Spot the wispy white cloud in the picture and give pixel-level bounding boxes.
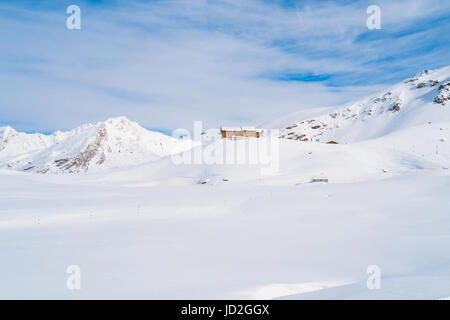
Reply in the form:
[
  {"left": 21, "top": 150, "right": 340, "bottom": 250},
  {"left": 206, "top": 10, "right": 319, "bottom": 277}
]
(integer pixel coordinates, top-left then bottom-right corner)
[{"left": 0, "top": 0, "right": 448, "bottom": 132}]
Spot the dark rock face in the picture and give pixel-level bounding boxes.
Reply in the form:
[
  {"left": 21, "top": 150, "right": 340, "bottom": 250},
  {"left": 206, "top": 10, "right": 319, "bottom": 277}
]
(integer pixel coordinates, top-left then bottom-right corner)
[
  {"left": 390, "top": 102, "right": 402, "bottom": 112},
  {"left": 435, "top": 81, "right": 450, "bottom": 105},
  {"left": 52, "top": 126, "right": 108, "bottom": 173},
  {"left": 429, "top": 80, "right": 439, "bottom": 87},
  {"left": 417, "top": 80, "right": 439, "bottom": 89},
  {"left": 417, "top": 82, "right": 427, "bottom": 89}
]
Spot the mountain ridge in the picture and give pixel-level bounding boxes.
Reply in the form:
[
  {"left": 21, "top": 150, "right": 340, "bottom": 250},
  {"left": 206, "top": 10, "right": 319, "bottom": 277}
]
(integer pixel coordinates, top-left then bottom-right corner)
[
  {"left": 2, "top": 66, "right": 449, "bottom": 175},
  {"left": 267, "top": 66, "right": 450, "bottom": 144},
  {"left": 0, "top": 116, "right": 194, "bottom": 173}
]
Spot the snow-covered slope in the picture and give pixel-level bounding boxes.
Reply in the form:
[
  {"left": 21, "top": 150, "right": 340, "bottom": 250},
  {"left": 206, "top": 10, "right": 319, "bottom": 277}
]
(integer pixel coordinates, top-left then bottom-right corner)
[
  {"left": 268, "top": 67, "right": 450, "bottom": 144},
  {"left": 0, "top": 117, "right": 195, "bottom": 173},
  {"left": 0, "top": 126, "right": 58, "bottom": 157}
]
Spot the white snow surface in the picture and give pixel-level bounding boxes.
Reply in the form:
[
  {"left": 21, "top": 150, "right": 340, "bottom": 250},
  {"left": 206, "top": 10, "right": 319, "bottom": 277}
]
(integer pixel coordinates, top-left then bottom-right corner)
[{"left": 1, "top": 67, "right": 450, "bottom": 299}]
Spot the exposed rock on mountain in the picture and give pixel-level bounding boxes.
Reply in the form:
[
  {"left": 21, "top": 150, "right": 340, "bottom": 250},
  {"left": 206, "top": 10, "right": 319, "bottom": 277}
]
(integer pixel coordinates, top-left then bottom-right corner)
[
  {"left": 0, "top": 117, "right": 195, "bottom": 173},
  {"left": 271, "top": 66, "right": 450, "bottom": 144}
]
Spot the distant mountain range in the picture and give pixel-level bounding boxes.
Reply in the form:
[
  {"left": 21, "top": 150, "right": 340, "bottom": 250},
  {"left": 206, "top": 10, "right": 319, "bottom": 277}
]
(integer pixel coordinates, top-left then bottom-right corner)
[
  {"left": 0, "top": 117, "right": 194, "bottom": 173},
  {"left": 1, "top": 66, "right": 449, "bottom": 175}
]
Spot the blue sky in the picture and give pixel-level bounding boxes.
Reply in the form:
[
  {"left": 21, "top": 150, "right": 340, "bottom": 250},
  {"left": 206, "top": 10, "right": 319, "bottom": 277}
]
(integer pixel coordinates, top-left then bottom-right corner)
[{"left": 0, "top": 0, "right": 449, "bottom": 133}]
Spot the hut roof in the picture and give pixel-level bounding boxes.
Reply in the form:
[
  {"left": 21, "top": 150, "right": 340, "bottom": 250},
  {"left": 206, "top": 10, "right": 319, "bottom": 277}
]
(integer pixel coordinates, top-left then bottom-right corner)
[
  {"left": 221, "top": 126, "right": 241, "bottom": 131},
  {"left": 220, "top": 126, "right": 263, "bottom": 132},
  {"left": 221, "top": 126, "right": 263, "bottom": 132}
]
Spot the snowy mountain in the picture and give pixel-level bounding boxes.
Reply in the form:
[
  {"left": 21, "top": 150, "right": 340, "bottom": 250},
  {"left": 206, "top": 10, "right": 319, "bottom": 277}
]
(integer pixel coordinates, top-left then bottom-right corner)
[
  {"left": 0, "top": 126, "right": 58, "bottom": 157},
  {"left": 2, "top": 67, "right": 449, "bottom": 177},
  {"left": 270, "top": 66, "right": 450, "bottom": 144},
  {"left": 0, "top": 117, "right": 195, "bottom": 173}
]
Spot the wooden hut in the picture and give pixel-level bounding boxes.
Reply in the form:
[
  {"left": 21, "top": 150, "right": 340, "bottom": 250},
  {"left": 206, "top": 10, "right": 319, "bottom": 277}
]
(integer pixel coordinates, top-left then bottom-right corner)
[{"left": 221, "top": 126, "right": 264, "bottom": 139}]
